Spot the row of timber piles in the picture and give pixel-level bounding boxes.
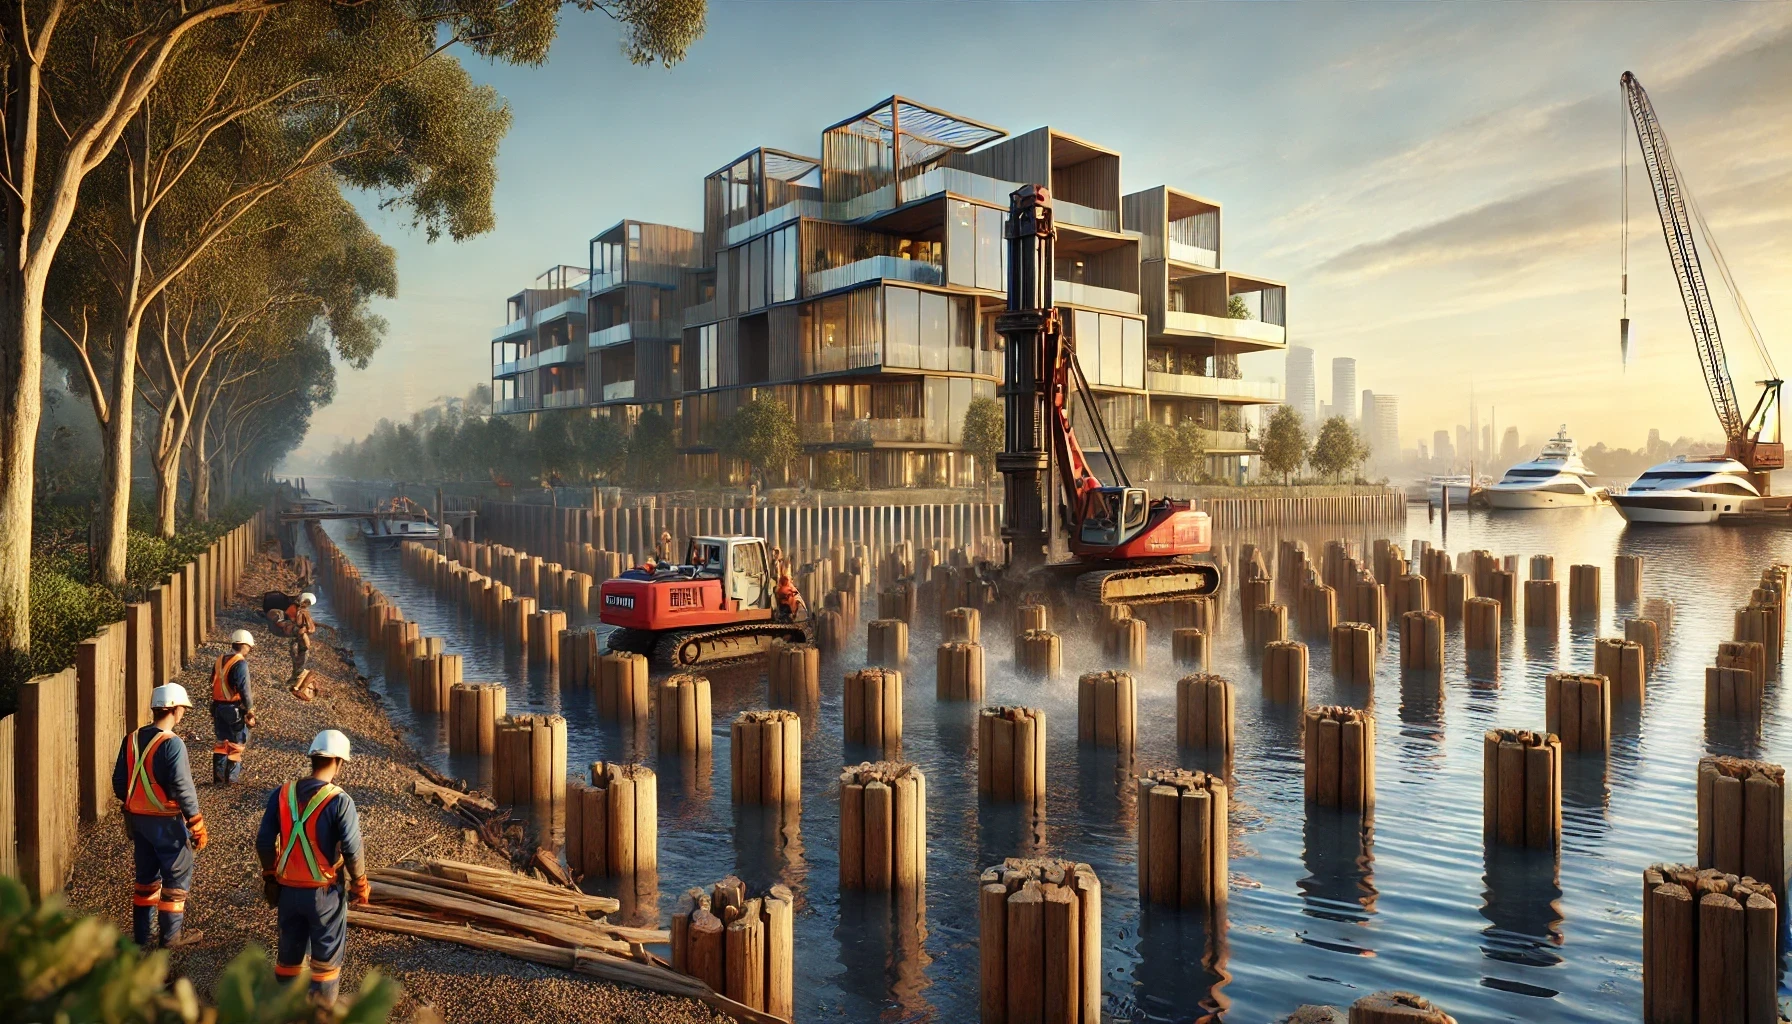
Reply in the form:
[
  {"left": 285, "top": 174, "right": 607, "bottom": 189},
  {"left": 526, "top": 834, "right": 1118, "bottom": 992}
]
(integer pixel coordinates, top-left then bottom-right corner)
[
  {"left": 403, "top": 537, "right": 589, "bottom": 645},
  {"left": 812, "top": 542, "right": 1002, "bottom": 657}
]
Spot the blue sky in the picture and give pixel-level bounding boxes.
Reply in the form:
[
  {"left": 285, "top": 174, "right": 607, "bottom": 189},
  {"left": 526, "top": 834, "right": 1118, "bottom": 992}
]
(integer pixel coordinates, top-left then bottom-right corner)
[{"left": 302, "top": 1, "right": 1792, "bottom": 464}]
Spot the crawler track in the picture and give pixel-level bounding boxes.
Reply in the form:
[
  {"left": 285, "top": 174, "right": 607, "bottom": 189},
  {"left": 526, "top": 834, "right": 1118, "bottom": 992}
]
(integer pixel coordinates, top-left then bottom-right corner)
[{"left": 606, "top": 621, "right": 813, "bottom": 669}]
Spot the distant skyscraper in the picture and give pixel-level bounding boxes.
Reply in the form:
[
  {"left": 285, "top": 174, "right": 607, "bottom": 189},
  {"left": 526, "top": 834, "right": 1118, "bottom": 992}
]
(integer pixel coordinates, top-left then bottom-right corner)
[
  {"left": 1456, "top": 425, "right": 1470, "bottom": 462},
  {"left": 1332, "top": 358, "right": 1358, "bottom": 422},
  {"left": 1369, "top": 394, "right": 1400, "bottom": 461},
  {"left": 1318, "top": 401, "right": 1333, "bottom": 422},
  {"left": 1434, "top": 429, "right": 1454, "bottom": 464},
  {"left": 1500, "top": 426, "right": 1522, "bottom": 466},
  {"left": 1286, "top": 346, "right": 1317, "bottom": 424},
  {"left": 1360, "top": 390, "right": 1378, "bottom": 456}
]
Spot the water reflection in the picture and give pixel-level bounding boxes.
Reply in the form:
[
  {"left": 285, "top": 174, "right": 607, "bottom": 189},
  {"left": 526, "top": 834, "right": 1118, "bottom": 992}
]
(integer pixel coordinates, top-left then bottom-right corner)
[
  {"left": 1133, "top": 906, "right": 1231, "bottom": 1022},
  {"left": 833, "top": 891, "right": 933, "bottom": 1021},
  {"left": 1297, "top": 810, "right": 1377, "bottom": 955},
  {"left": 1478, "top": 848, "right": 1564, "bottom": 999}
]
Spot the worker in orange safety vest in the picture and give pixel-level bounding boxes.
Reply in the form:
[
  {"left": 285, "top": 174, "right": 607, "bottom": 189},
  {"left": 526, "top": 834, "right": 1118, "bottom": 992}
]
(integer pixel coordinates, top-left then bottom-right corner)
[
  {"left": 256, "top": 729, "right": 368, "bottom": 1006},
  {"left": 112, "top": 684, "right": 207, "bottom": 949},
  {"left": 210, "top": 629, "right": 257, "bottom": 784}
]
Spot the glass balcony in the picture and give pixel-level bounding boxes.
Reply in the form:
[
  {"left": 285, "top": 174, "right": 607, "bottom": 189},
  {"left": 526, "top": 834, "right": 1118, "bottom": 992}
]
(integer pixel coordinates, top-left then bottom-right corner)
[
  {"left": 1054, "top": 280, "right": 1140, "bottom": 314},
  {"left": 541, "top": 389, "right": 586, "bottom": 410},
  {"left": 602, "top": 380, "right": 637, "bottom": 402},
  {"left": 1167, "top": 240, "right": 1218, "bottom": 268},
  {"left": 1146, "top": 372, "right": 1283, "bottom": 403},
  {"left": 587, "top": 270, "right": 622, "bottom": 294},
  {"left": 493, "top": 359, "right": 521, "bottom": 378},
  {"left": 491, "top": 318, "right": 529, "bottom": 342},
  {"left": 806, "top": 256, "right": 943, "bottom": 296},
  {"left": 798, "top": 417, "right": 948, "bottom": 445},
  {"left": 537, "top": 344, "right": 581, "bottom": 368},
  {"left": 589, "top": 322, "right": 633, "bottom": 348},
  {"left": 1162, "top": 310, "right": 1286, "bottom": 348},
  {"left": 493, "top": 396, "right": 536, "bottom": 415},
  {"left": 683, "top": 300, "right": 718, "bottom": 328},
  {"left": 1055, "top": 199, "right": 1119, "bottom": 232},
  {"left": 723, "top": 199, "right": 825, "bottom": 247}
]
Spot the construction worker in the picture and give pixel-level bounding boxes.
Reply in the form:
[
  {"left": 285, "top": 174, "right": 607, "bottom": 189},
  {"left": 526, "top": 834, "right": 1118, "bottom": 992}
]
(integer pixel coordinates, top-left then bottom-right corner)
[
  {"left": 775, "top": 569, "right": 806, "bottom": 621},
  {"left": 291, "top": 554, "right": 314, "bottom": 591},
  {"left": 112, "top": 684, "right": 207, "bottom": 949},
  {"left": 285, "top": 593, "right": 318, "bottom": 700},
  {"left": 656, "top": 530, "right": 674, "bottom": 564},
  {"left": 257, "top": 730, "right": 368, "bottom": 1007},
  {"left": 211, "top": 629, "right": 257, "bottom": 784}
]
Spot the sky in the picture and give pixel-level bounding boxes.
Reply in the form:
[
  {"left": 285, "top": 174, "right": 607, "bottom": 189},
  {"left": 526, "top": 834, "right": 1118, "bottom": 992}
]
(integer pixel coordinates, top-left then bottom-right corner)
[{"left": 296, "top": 0, "right": 1792, "bottom": 467}]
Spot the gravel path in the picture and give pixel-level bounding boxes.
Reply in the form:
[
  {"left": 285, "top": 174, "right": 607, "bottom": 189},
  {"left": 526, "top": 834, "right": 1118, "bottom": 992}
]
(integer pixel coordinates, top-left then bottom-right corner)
[{"left": 63, "top": 549, "right": 724, "bottom": 1024}]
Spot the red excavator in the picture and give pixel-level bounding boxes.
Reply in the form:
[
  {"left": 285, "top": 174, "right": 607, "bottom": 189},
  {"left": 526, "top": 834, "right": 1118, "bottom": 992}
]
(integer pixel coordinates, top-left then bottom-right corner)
[
  {"left": 993, "top": 185, "right": 1222, "bottom": 607},
  {"left": 599, "top": 535, "right": 811, "bottom": 667}
]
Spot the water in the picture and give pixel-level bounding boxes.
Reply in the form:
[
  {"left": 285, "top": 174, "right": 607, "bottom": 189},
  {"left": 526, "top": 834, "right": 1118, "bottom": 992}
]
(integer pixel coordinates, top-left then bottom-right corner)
[{"left": 311, "top": 509, "right": 1792, "bottom": 1023}]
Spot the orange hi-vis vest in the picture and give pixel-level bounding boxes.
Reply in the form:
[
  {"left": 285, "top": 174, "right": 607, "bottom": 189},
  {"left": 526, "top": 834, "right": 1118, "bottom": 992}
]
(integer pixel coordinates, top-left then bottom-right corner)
[
  {"left": 274, "top": 782, "right": 343, "bottom": 888},
  {"left": 124, "top": 730, "right": 179, "bottom": 816},
  {"left": 212, "top": 651, "right": 245, "bottom": 703}
]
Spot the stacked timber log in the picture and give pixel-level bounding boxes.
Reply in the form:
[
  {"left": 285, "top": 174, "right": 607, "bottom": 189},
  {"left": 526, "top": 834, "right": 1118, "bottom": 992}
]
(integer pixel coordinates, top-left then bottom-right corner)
[
  {"left": 978, "top": 857, "right": 1102, "bottom": 1023},
  {"left": 1443, "top": 572, "right": 1470, "bottom": 624},
  {"left": 1708, "top": 641, "right": 1769, "bottom": 720},
  {"left": 767, "top": 642, "right": 820, "bottom": 706},
  {"left": 1464, "top": 597, "right": 1500, "bottom": 653},
  {"left": 937, "top": 642, "right": 986, "bottom": 701},
  {"left": 565, "top": 762, "right": 657, "bottom": 883},
  {"left": 1626, "top": 617, "right": 1661, "bottom": 668},
  {"left": 1569, "top": 564, "right": 1600, "bottom": 618},
  {"left": 447, "top": 683, "right": 507, "bottom": 755},
  {"left": 657, "top": 674, "right": 712, "bottom": 755},
  {"left": 597, "top": 652, "right": 650, "bottom": 727},
  {"left": 731, "top": 711, "right": 802, "bottom": 806},
  {"left": 837, "top": 761, "right": 927, "bottom": 892},
  {"left": 1349, "top": 992, "right": 1457, "bottom": 1023},
  {"left": 1304, "top": 707, "right": 1375, "bottom": 811},
  {"left": 1696, "top": 757, "right": 1786, "bottom": 890},
  {"left": 1595, "top": 637, "right": 1647, "bottom": 703},
  {"left": 1175, "top": 674, "right": 1233, "bottom": 753},
  {"left": 1545, "top": 673, "right": 1609, "bottom": 753},
  {"left": 1075, "top": 671, "right": 1137, "bottom": 752},
  {"left": 1331, "top": 622, "right": 1376, "bottom": 684},
  {"left": 945, "top": 607, "right": 981, "bottom": 643},
  {"left": 1102, "top": 615, "right": 1148, "bottom": 670},
  {"left": 843, "top": 669, "right": 903, "bottom": 753},
  {"left": 978, "top": 706, "right": 1047, "bottom": 806},
  {"left": 1136, "top": 769, "right": 1227, "bottom": 913},
  {"left": 1263, "top": 641, "right": 1310, "bottom": 705},
  {"left": 669, "top": 877, "right": 795, "bottom": 1020},
  {"left": 1523, "top": 579, "right": 1559, "bottom": 630},
  {"left": 1482, "top": 729, "right": 1561, "bottom": 850},
  {"left": 867, "top": 619, "right": 909, "bottom": 667},
  {"left": 493, "top": 715, "right": 567, "bottom": 810},
  {"left": 1300, "top": 581, "right": 1338, "bottom": 638},
  {"left": 1615, "top": 554, "right": 1643, "bottom": 604},
  {"left": 559, "top": 629, "right": 599, "bottom": 687},
  {"left": 1016, "top": 630, "right": 1062, "bottom": 679},
  {"left": 1641, "top": 864, "right": 1778, "bottom": 1024},
  {"left": 1400, "top": 611, "right": 1443, "bottom": 670},
  {"left": 1171, "top": 628, "right": 1209, "bottom": 669}
]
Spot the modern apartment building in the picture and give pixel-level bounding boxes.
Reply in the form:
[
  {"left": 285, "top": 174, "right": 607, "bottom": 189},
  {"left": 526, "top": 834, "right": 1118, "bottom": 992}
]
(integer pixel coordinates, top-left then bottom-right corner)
[
  {"left": 1286, "top": 345, "right": 1316, "bottom": 424},
  {"left": 1331, "top": 357, "right": 1357, "bottom": 423},
  {"left": 490, "top": 96, "right": 1289, "bottom": 488}
]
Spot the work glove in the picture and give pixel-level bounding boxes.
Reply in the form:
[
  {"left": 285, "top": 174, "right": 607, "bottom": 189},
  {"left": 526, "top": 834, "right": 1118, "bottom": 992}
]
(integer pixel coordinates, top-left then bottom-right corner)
[
  {"left": 351, "top": 876, "right": 371, "bottom": 907},
  {"left": 244, "top": 710, "right": 257, "bottom": 729},
  {"left": 187, "top": 814, "right": 208, "bottom": 852},
  {"left": 263, "top": 871, "right": 281, "bottom": 907}
]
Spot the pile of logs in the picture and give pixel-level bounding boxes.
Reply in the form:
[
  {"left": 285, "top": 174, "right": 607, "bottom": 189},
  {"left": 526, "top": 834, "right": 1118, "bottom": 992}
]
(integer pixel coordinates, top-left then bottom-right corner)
[
  {"left": 978, "top": 857, "right": 1102, "bottom": 1023},
  {"left": 670, "top": 877, "right": 796, "bottom": 1021}
]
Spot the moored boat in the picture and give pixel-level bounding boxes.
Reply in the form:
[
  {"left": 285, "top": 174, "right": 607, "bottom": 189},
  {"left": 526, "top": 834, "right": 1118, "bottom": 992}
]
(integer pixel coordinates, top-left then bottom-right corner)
[
  {"left": 1485, "top": 426, "right": 1605, "bottom": 509},
  {"left": 1610, "top": 455, "right": 1761, "bottom": 524}
]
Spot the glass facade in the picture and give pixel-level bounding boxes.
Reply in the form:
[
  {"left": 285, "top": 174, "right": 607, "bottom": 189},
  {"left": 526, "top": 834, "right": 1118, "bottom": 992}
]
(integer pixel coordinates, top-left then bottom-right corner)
[{"left": 1070, "top": 309, "right": 1146, "bottom": 389}]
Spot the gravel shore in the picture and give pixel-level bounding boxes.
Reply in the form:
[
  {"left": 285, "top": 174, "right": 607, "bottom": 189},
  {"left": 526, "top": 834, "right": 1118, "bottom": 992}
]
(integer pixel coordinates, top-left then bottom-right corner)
[{"left": 63, "top": 549, "right": 724, "bottom": 1024}]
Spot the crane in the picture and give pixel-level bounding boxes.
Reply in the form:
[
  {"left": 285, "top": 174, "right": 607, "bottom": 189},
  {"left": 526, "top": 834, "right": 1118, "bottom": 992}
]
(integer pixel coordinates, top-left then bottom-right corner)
[
  {"left": 993, "top": 185, "right": 1221, "bottom": 607},
  {"left": 1620, "top": 71, "right": 1782, "bottom": 486}
]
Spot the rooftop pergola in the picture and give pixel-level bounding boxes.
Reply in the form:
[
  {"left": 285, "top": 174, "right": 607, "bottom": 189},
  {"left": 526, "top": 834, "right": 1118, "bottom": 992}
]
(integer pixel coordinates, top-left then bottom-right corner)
[{"left": 825, "top": 97, "right": 1006, "bottom": 168}]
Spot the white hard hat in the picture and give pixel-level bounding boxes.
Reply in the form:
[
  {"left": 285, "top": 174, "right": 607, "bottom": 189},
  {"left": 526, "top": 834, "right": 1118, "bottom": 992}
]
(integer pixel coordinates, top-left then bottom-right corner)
[
  {"left": 308, "top": 729, "right": 353, "bottom": 762},
  {"left": 150, "top": 684, "right": 193, "bottom": 710},
  {"left": 231, "top": 628, "right": 256, "bottom": 647},
  {"left": 299, "top": 593, "right": 316, "bottom": 606}
]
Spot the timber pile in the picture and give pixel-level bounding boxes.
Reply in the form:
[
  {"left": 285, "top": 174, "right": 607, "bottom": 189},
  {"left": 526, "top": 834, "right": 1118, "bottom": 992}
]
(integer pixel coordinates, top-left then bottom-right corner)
[
  {"left": 1544, "top": 673, "right": 1609, "bottom": 753},
  {"left": 1615, "top": 554, "right": 1643, "bottom": 604},
  {"left": 843, "top": 668, "right": 904, "bottom": 753},
  {"left": 1641, "top": 864, "right": 1778, "bottom": 1024},
  {"left": 767, "top": 642, "right": 819, "bottom": 706},
  {"left": 1175, "top": 674, "right": 1233, "bottom": 752},
  {"left": 945, "top": 607, "right": 981, "bottom": 643},
  {"left": 1481, "top": 729, "right": 1561, "bottom": 850},
  {"left": 978, "top": 706, "right": 1047, "bottom": 805},
  {"left": 1251, "top": 603, "right": 1288, "bottom": 648},
  {"left": 1523, "top": 579, "right": 1559, "bottom": 630},
  {"left": 1709, "top": 641, "right": 1768, "bottom": 719},
  {"left": 1101, "top": 616, "right": 1148, "bottom": 670},
  {"left": 1464, "top": 597, "right": 1499, "bottom": 653},
  {"left": 731, "top": 711, "right": 803, "bottom": 806},
  {"left": 1400, "top": 611, "right": 1443, "bottom": 670},
  {"left": 1016, "top": 629, "right": 1062, "bottom": 679},
  {"left": 1076, "top": 671, "right": 1137, "bottom": 752},
  {"left": 1014, "top": 602, "right": 1049, "bottom": 636},
  {"left": 566, "top": 761, "right": 657, "bottom": 882},
  {"left": 669, "top": 877, "right": 795, "bottom": 1021},
  {"left": 1348, "top": 992, "right": 1456, "bottom": 1023},
  {"left": 1331, "top": 622, "right": 1375, "bottom": 685},
  {"left": 1569, "top": 564, "right": 1600, "bottom": 619},
  {"left": 1172, "top": 595, "right": 1217, "bottom": 634},
  {"left": 978, "top": 857, "right": 1102, "bottom": 1024},
  {"left": 1627, "top": 617, "right": 1661, "bottom": 667},
  {"left": 657, "top": 674, "right": 713, "bottom": 755},
  {"left": 1696, "top": 757, "right": 1786, "bottom": 887},
  {"left": 867, "top": 618, "right": 909, "bottom": 667},
  {"left": 1300, "top": 581, "right": 1337, "bottom": 638},
  {"left": 1304, "top": 707, "right": 1375, "bottom": 811},
  {"left": 1595, "top": 637, "right": 1647, "bottom": 703},
  {"left": 1263, "top": 641, "right": 1309, "bottom": 705},
  {"left": 936, "top": 641, "right": 986, "bottom": 701},
  {"left": 1172, "top": 628, "right": 1209, "bottom": 669},
  {"left": 351, "top": 860, "right": 786, "bottom": 1024},
  {"left": 838, "top": 760, "right": 927, "bottom": 891},
  {"left": 597, "top": 651, "right": 651, "bottom": 726},
  {"left": 1136, "top": 768, "right": 1227, "bottom": 913}
]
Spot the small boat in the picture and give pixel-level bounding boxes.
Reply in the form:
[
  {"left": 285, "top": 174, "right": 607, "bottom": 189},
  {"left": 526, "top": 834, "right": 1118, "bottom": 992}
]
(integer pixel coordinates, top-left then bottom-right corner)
[
  {"left": 1485, "top": 426, "right": 1606, "bottom": 509},
  {"left": 359, "top": 516, "right": 443, "bottom": 548},
  {"left": 1610, "top": 455, "right": 1762, "bottom": 524},
  {"left": 1427, "top": 474, "right": 1478, "bottom": 505}
]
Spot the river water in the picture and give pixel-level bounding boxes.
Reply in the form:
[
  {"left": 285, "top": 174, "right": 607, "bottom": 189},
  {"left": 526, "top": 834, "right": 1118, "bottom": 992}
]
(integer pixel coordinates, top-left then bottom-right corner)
[{"left": 313, "top": 508, "right": 1792, "bottom": 1023}]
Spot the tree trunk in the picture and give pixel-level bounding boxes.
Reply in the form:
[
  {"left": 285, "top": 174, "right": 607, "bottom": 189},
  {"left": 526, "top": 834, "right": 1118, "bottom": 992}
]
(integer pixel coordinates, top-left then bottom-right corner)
[
  {"left": 94, "top": 315, "right": 147, "bottom": 588},
  {"left": 0, "top": 260, "right": 45, "bottom": 660}
]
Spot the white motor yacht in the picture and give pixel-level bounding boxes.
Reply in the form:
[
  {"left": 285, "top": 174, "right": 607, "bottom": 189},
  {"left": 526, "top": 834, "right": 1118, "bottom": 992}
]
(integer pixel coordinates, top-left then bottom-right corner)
[
  {"left": 1485, "top": 427, "right": 1605, "bottom": 509},
  {"left": 360, "top": 516, "right": 445, "bottom": 548},
  {"left": 1427, "top": 475, "right": 1473, "bottom": 505},
  {"left": 1610, "top": 455, "right": 1761, "bottom": 524}
]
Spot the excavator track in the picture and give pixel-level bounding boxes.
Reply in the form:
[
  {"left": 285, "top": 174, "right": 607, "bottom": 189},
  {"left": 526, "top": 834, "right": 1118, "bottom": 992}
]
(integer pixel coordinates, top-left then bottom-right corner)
[
  {"left": 647, "top": 621, "right": 814, "bottom": 669},
  {"left": 1074, "top": 560, "right": 1222, "bottom": 606}
]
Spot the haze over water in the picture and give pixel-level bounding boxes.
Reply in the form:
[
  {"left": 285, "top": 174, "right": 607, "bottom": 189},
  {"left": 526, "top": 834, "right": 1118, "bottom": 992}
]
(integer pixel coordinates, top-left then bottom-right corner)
[{"left": 316, "top": 508, "right": 1792, "bottom": 1022}]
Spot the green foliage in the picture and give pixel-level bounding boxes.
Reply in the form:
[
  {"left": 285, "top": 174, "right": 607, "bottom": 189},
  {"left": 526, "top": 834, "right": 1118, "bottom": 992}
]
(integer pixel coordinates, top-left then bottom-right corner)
[
  {"left": 1226, "top": 294, "right": 1251, "bottom": 320},
  {"left": 1125, "top": 420, "right": 1172, "bottom": 481},
  {"left": 1259, "top": 405, "right": 1311, "bottom": 484},
  {"left": 815, "top": 452, "right": 864, "bottom": 491},
  {"left": 960, "top": 397, "right": 1004, "bottom": 490},
  {"left": 1163, "top": 420, "right": 1209, "bottom": 484},
  {"left": 722, "top": 397, "right": 800, "bottom": 486},
  {"left": 594, "top": 0, "right": 710, "bottom": 66},
  {"left": 0, "top": 875, "right": 398, "bottom": 1023},
  {"left": 1309, "top": 416, "right": 1370, "bottom": 482},
  {"left": 628, "top": 410, "right": 679, "bottom": 488}
]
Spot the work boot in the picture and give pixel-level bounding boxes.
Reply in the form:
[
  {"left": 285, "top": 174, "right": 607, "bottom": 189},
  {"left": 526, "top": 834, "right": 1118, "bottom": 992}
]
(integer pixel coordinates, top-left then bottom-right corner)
[{"left": 163, "top": 929, "right": 205, "bottom": 949}]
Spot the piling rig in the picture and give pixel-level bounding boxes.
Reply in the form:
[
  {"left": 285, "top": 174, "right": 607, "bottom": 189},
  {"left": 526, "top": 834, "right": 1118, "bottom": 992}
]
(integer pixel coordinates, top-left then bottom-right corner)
[{"left": 992, "top": 185, "right": 1222, "bottom": 609}]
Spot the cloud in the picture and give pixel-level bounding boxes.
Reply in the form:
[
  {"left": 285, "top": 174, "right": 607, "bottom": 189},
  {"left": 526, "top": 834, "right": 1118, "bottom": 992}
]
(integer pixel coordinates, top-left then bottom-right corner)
[{"left": 1320, "top": 172, "right": 1607, "bottom": 275}]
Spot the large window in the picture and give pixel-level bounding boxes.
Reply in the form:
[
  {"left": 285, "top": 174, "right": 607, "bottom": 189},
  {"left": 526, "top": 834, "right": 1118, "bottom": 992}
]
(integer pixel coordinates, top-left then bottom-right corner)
[
  {"left": 694, "top": 324, "right": 718, "bottom": 390},
  {"left": 1070, "top": 309, "right": 1146, "bottom": 389},
  {"left": 885, "top": 286, "right": 977, "bottom": 372},
  {"left": 885, "top": 286, "right": 919, "bottom": 369},
  {"left": 804, "top": 287, "right": 883, "bottom": 375},
  {"left": 976, "top": 206, "right": 1004, "bottom": 290},
  {"left": 771, "top": 225, "right": 797, "bottom": 303},
  {"left": 948, "top": 201, "right": 976, "bottom": 288}
]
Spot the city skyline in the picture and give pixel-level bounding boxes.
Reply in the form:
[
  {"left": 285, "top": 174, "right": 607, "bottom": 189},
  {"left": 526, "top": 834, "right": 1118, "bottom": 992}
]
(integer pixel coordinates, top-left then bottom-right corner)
[{"left": 288, "top": 3, "right": 1792, "bottom": 466}]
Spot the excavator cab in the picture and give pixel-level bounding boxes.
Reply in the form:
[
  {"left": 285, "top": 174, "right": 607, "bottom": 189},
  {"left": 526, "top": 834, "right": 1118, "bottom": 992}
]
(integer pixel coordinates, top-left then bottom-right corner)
[{"left": 1078, "top": 487, "right": 1151, "bottom": 549}]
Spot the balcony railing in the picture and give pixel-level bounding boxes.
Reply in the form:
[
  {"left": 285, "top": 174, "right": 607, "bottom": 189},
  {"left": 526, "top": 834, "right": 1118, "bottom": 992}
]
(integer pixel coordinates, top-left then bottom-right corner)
[
  {"left": 1162, "top": 310, "right": 1286, "bottom": 347},
  {"left": 1201, "top": 430, "right": 1253, "bottom": 453},
  {"left": 723, "top": 199, "right": 825, "bottom": 247},
  {"left": 1147, "top": 372, "right": 1283, "bottom": 403},
  {"left": 493, "top": 359, "right": 521, "bottom": 379},
  {"left": 533, "top": 295, "right": 582, "bottom": 326},
  {"left": 587, "top": 271, "right": 622, "bottom": 294},
  {"left": 1055, "top": 199, "right": 1119, "bottom": 232},
  {"left": 541, "top": 389, "right": 586, "bottom": 410},
  {"left": 683, "top": 300, "right": 718, "bottom": 328},
  {"left": 805, "top": 256, "right": 943, "bottom": 296},
  {"left": 1167, "top": 240, "right": 1218, "bottom": 268},
  {"left": 798, "top": 417, "right": 948, "bottom": 446},
  {"left": 602, "top": 380, "right": 636, "bottom": 402},
  {"left": 589, "top": 322, "right": 633, "bottom": 348},
  {"left": 1054, "top": 279, "right": 1140, "bottom": 314},
  {"left": 537, "top": 344, "right": 582, "bottom": 368},
  {"left": 493, "top": 396, "right": 536, "bottom": 415},
  {"left": 492, "top": 317, "right": 529, "bottom": 342}
]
